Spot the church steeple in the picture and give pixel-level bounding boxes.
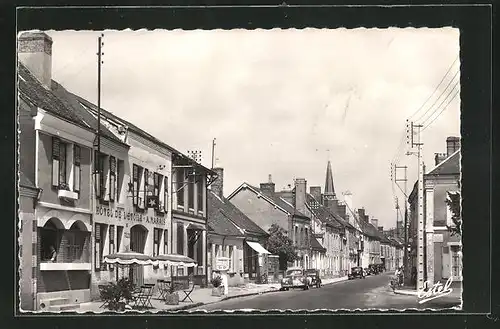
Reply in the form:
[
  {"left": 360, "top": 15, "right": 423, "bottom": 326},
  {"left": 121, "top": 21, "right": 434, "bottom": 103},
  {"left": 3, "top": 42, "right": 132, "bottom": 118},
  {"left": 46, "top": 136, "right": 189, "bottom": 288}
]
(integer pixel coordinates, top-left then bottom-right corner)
[{"left": 324, "top": 160, "right": 336, "bottom": 200}]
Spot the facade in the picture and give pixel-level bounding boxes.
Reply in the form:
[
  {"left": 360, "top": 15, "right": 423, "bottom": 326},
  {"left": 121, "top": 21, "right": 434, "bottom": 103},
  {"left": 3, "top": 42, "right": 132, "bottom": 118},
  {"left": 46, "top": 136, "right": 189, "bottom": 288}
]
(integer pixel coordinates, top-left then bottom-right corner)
[
  {"left": 228, "top": 177, "right": 313, "bottom": 270},
  {"left": 408, "top": 137, "right": 461, "bottom": 288},
  {"left": 18, "top": 32, "right": 99, "bottom": 309},
  {"left": 207, "top": 168, "right": 269, "bottom": 285}
]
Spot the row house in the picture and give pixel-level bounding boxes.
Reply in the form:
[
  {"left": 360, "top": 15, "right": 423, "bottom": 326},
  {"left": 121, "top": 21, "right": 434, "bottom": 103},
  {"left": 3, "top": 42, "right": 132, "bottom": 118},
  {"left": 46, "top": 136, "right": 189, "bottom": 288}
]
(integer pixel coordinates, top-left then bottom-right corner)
[
  {"left": 18, "top": 32, "right": 102, "bottom": 310},
  {"left": 207, "top": 168, "right": 269, "bottom": 285},
  {"left": 408, "top": 137, "right": 461, "bottom": 289},
  {"left": 78, "top": 96, "right": 216, "bottom": 285},
  {"left": 228, "top": 177, "right": 313, "bottom": 270}
]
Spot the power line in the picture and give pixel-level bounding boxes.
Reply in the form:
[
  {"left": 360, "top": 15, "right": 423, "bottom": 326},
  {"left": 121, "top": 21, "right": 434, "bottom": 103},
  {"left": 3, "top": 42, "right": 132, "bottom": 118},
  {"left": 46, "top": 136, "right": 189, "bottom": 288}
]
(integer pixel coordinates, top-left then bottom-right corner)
[
  {"left": 421, "top": 81, "right": 459, "bottom": 127},
  {"left": 422, "top": 89, "right": 460, "bottom": 132},
  {"left": 408, "top": 55, "right": 459, "bottom": 121},
  {"left": 413, "top": 69, "right": 459, "bottom": 124}
]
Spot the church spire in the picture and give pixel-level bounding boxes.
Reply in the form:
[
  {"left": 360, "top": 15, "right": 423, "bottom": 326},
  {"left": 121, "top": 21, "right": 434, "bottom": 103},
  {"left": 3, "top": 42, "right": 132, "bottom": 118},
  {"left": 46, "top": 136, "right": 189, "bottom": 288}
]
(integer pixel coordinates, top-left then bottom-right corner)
[{"left": 324, "top": 160, "right": 336, "bottom": 200}]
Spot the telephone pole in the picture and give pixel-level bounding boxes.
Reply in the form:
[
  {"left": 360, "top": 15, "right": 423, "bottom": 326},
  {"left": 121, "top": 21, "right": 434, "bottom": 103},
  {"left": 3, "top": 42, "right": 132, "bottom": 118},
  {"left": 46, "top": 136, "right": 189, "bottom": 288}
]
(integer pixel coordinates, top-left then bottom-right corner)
[
  {"left": 93, "top": 34, "right": 104, "bottom": 199},
  {"left": 394, "top": 164, "right": 408, "bottom": 280},
  {"left": 407, "top": 120, "right": 424, "bottom": 289}
]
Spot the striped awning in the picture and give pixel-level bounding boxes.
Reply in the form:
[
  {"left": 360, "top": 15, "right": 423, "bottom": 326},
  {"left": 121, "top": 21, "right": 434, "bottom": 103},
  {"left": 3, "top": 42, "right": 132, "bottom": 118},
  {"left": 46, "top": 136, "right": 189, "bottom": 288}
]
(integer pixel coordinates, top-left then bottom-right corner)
[
  {"left": 153, "top": 254, "right": 197, "bottom": 267},
  {"left": 103, "top": 252, "right": 158, "bottom": 266}
]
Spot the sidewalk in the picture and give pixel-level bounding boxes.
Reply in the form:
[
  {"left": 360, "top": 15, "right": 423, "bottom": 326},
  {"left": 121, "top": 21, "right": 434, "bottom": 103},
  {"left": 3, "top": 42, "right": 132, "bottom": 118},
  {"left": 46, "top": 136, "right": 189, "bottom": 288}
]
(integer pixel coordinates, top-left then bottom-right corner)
[{"left": 75, "top": 276, "right": 348, "bottom": 313}]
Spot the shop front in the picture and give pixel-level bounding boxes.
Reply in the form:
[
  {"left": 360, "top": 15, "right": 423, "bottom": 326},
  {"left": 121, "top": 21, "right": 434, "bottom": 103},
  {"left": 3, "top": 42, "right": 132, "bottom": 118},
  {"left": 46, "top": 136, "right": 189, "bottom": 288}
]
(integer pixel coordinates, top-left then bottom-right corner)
[{"left": 35, "top": 205, "right": 92, "bottom": 310}]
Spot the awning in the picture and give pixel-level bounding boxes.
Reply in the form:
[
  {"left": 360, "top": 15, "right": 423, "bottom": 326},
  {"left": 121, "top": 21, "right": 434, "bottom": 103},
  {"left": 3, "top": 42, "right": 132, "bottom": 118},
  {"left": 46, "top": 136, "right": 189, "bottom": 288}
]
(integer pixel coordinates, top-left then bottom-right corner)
[
  {"left": 246, "top": 241, "right": 271, "bottom": 254},
  {"left": 153, "top": 254, "right": 197, "bottom": 267},
  {"left": 186, "top": 223, "right": 206, "bottom": 231},
  {"left": 103, "top": 252, "right": 158, "bottom": 266}
]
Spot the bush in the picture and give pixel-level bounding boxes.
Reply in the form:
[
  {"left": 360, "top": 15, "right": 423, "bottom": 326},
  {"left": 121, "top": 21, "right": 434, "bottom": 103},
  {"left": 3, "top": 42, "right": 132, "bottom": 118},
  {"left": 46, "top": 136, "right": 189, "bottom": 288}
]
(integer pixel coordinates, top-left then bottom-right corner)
[
  {"left": 211, "top": 275, "right": 222, "bottom": 288},
  {"left": 100, "top": 278, "right": 135, "bottom": 311}
]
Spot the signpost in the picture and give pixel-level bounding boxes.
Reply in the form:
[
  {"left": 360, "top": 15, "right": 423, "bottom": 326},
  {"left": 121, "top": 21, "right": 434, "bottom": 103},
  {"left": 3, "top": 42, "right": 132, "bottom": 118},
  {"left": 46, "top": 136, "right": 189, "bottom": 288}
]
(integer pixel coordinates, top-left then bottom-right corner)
[{"left": 215, "top": 257, "right": 229, "bottom": 295}]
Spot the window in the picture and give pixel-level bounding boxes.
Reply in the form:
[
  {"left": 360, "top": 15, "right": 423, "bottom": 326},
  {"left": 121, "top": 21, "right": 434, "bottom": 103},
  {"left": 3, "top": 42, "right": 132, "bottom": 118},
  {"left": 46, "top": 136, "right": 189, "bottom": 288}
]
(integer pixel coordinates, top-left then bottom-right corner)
[
  {"left": 73, "top": 145, "right": 81, "bottom": 192},
  {"left": 176, "top": 169, "right": 184, "bottom": 207},
  {"left": 116, "top": 160, "right": 124, "bottom": 203},
  {"left": 95, "top": 151, "right": 106, "bottom": 199},
  {"left": 154, "top": 173, "right": 162, "bottom": 211},
  {"left": 197, "top": 178, "right": 204, "bottom": 213},
  {"left": 132, "top": 164, "right": 140, "bottom": 206},
  {"left": 163, "top": 176, "right": 169, "bottom": 213},
  {"left": 109, "top": 156, "right": 116, "bottom": 202},
  {"left": 109, "top": 225, "right": 115, "bottom": 271},
  {"left": 451, "top": 246, "right": 462, "bottom": 278},
  {"left": 177, "top": 223, "right": 184, "bottom": 255},
  {"left": 95, "top": 223, "right": 103, "bottom": 271},
  {"left": 59, "top": 141, "right": 67, "bottom": 185},
  {"left": 117, "top": 226, "right": 123, "bottom": 253},
  {"left": 163, "top": 230, "right": 168, "bottom": 254},
  {"left": 188, "top": 174, "right": 195, "bottom": 210},
  {"left": 143, "top": 168, "right": 149, "bottom": 209},
  {"left": 153, "top": 228, "right": 161, "bottom": 257}
]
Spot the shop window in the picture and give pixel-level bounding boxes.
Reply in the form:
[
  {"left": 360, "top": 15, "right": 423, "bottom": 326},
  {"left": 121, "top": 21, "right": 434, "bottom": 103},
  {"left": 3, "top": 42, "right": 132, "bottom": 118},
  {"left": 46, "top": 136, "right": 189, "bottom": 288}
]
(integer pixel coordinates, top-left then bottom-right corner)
[{"left": 176, "top": 169, "right": 184, "bottom": 207}]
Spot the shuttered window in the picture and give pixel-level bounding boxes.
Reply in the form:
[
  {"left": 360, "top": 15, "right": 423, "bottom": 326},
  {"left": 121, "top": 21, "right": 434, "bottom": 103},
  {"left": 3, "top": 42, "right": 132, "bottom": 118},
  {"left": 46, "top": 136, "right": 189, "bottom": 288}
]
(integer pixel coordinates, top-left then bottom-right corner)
[
  {"left": 95, "top": 223, "right": 101, "bottom": 271},
  {"left": 143, "top": 168, "right": 149, "bottom": 209},
  {"left": 109, "top": 156, "right": 116, "bottom": 202},
  {"left": 52, "top": 137, "right": 60, "bottom": 187},
  {"left": 163, "top": 176, "right": 169, "bottom": 213},
  {"left": 132, "top": 164, "right": 139, "bottom": 206},
  {"left": 73, "top": 145, "right": 81, "bottom": 192},
  {"left": 176, "top": 169, "right": 184, "bottom": 207}
]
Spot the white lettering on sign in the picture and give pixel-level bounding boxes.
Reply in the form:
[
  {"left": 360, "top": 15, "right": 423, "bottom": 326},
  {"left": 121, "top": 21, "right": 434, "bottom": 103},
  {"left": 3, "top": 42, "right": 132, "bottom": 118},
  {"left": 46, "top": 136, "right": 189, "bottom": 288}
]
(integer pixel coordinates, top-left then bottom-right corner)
[
  {"left": 418, "top": 277, "right": 453, "bottom": 304},
  {"left": 95, "top": 205, "right": 166, "bottom": 226}
]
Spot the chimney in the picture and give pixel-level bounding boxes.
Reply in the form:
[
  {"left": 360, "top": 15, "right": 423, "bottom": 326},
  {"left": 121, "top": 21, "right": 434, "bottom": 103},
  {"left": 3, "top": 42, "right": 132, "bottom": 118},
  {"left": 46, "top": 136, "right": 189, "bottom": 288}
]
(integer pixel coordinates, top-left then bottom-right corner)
[
  {"left": 364, "top": 215, "right": 369, "bottom": 223},
  {"left": 18, "top": 31, "right": 53, "bottom": 89},
  {"left": 259, "top": 174, "right": 275, "bottom": 194},
  {"left": 371, "top": 218, "right": 378, "bottom": 228},
  {"left": 337, "top": 204, "right": 347, "bottom": 220},
  {"left": 211, "top": 167, "right": 224, "bottom": 199},
  {"left": 294, "top": 178, "right": 307, "bottom": 214},
  {"left": 378, "top": 226, "right": 384, "bottom": 233},
  {"left": 310, "top": 186, "right": 322, "bottom": 203},
  {"left": 434, "top": 153, "right": 448, "bottom": 166},
  {"left": 446, "top": 136, "right": 460, "bottom": 157},
  {"left": 357, "top": 208, "right": 366, "bottom": 220}
]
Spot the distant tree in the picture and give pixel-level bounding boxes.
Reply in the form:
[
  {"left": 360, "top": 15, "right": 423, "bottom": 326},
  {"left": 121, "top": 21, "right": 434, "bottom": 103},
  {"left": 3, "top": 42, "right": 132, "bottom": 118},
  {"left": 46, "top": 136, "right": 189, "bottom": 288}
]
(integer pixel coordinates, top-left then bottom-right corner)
[
  {"left": 264, "top": 224, "right": 298, "bottom": 270},
  {"left": 446, "top": 189, "right": 461, "bottom": 236}
]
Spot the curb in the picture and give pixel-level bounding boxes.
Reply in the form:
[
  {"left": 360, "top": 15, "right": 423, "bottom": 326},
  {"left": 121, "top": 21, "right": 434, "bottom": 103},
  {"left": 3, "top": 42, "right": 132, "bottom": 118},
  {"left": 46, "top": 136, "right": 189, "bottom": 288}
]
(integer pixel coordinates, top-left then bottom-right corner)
[{"left": 393, "top": 289, "right": 419, "bottom": 296}]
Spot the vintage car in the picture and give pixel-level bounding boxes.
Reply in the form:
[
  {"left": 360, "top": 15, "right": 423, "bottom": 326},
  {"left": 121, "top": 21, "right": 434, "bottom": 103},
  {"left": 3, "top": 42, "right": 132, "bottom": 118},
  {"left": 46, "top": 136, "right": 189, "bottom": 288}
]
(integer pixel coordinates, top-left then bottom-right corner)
[
  {"left": 348, "top": 266, "right": 366, "bottom": 280},
  {"left": 304, "top": 269, "right": 322, "bottom": 288},
  {"left": 281, "top": 268, "right": 309, "bottom": 290}
]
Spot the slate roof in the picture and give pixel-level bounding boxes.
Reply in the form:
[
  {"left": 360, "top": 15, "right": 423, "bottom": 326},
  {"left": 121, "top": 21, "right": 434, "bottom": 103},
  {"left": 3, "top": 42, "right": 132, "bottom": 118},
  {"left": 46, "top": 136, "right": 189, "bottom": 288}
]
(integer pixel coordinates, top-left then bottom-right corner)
[
  {"left": 208, "top": 191, "right": 268, "bottom": 237},
  {"left": 18, "top": 62, "right": 126, "bottom": 146},
  {"left": 359, "top": 220, "right": 382, "bottom": 240},
  {"left": 74, "top": 94, "right": 215, "bottom": 175},
  {"left": 426, "top": 149, "right": 460, "bottom": 176},
  {"left": 243, "top": 183, "right": 309, "bottom": 218}
]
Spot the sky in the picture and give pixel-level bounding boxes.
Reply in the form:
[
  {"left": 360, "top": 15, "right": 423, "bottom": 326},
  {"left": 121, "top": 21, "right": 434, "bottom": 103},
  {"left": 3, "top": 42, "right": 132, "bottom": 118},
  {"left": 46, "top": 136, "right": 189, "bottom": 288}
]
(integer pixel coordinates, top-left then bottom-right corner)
[{"left": 42, "top": 28, "right": 460, "bottom": 229}]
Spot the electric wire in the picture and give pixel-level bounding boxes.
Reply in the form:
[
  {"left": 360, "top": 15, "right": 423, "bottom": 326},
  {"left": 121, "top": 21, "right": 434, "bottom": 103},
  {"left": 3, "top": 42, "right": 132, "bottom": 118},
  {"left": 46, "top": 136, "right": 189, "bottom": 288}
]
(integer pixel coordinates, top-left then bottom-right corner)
[{"left": 421, "top": 88, "right": 460, "bottom": 132}]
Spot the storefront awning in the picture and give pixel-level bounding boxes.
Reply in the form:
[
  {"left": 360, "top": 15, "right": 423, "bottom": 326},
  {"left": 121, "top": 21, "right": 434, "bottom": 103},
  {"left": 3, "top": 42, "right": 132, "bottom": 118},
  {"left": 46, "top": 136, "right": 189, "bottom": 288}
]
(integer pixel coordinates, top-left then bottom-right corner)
[
  {"left": 246, "top": 241, "right": 271, "bottom": 254},
  {"left": 186, "top": 223, "right": 206, "bottom": 231},
  {"left": 104, "top": 252, "right": 158, "bottom": 266},
  {"left": 153, "top": 254, "right": 197, "bottom": 267}
]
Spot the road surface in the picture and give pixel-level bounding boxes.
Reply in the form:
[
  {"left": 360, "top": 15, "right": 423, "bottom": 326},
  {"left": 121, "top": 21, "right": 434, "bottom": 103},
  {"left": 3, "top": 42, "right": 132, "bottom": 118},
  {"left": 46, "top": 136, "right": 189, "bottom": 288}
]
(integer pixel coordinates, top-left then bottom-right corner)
[{"left": 192, "top": 273, "right": 461, "bottom": 311}]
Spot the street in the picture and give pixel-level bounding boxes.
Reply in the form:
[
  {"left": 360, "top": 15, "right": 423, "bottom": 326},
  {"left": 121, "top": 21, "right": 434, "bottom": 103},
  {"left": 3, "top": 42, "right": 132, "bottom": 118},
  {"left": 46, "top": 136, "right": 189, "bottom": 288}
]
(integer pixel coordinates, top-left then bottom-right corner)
[{"left": 192, "top": 273, "right": 461, "bottom": 311}]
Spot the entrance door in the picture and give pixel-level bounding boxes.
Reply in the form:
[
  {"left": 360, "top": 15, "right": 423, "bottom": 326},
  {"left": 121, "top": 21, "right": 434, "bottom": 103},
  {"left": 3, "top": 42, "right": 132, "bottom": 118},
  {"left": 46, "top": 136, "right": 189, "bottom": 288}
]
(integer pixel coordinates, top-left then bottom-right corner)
[{"left": 130, "top": 225, "right": 147, "bottom": 286}]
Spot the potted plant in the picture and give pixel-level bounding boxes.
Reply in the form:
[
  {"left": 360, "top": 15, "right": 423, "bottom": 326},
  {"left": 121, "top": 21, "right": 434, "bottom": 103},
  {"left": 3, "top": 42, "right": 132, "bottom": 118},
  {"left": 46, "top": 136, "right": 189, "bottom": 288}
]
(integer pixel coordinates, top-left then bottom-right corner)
[
  {"left": 164, "top": 281, "right": 179, "bottom": 305},
  {"left": 211, "top": 275, "right": 224, "bottom": 297}
]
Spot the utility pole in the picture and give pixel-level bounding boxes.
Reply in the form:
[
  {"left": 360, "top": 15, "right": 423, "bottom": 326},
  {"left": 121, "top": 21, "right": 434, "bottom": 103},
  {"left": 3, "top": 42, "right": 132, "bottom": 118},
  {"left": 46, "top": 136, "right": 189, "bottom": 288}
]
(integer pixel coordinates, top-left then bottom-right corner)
[
  {"left": 395, "top": 164, "right": 408, "bottom": 281},
  {"left": 211, "top": 138, "right": 216, "bottom": 169},
  {"left": 93, "top": 34, "right": 104, "bottom": 199},
  {"left": 407, "top": 120, "right": 424, "bottom": 289}
]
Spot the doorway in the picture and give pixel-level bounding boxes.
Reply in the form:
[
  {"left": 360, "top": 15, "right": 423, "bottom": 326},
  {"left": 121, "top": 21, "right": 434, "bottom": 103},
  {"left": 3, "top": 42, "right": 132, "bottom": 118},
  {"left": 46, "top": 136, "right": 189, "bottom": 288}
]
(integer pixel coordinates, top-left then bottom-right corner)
[{"left": 130, "top": 225, "right": 147, "bottom": 286}]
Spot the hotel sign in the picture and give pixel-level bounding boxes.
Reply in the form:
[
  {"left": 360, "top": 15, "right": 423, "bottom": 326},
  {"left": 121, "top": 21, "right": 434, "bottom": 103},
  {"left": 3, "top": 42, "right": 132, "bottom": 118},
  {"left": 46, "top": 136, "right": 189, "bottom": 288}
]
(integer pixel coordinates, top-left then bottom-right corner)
[{"left": 95, "top": 205, "right": 166, "bottom": 226}]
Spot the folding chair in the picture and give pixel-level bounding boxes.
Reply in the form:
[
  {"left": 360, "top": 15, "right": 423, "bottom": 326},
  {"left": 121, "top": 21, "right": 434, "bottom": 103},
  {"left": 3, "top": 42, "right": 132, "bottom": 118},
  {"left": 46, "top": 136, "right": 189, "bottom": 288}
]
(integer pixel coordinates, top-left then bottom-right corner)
[
  {"left": 180, "top": 279, "right": 195, "bottom": 303},
  {"left": 131, "top": 286, "right": 147, "bottom": 309},
  {"left": 157, "top": 280, "right": 168, "bottom": 301}
]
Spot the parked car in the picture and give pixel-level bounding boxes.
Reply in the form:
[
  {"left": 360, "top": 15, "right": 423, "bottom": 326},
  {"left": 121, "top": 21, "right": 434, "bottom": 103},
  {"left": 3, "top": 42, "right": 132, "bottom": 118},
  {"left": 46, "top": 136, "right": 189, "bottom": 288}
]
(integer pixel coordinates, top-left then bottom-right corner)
[
  {"left": 304, "top": 269, "right": 322, "bottom": 288},
  {"left": 281, "top": 268, "right": 309, "bottom": 290},
  {"left": 363, "top": 268, "right": 370, "bottom": 276},
  {"left": 348, "top": 266, "right": 365, "bottom": 280}
]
